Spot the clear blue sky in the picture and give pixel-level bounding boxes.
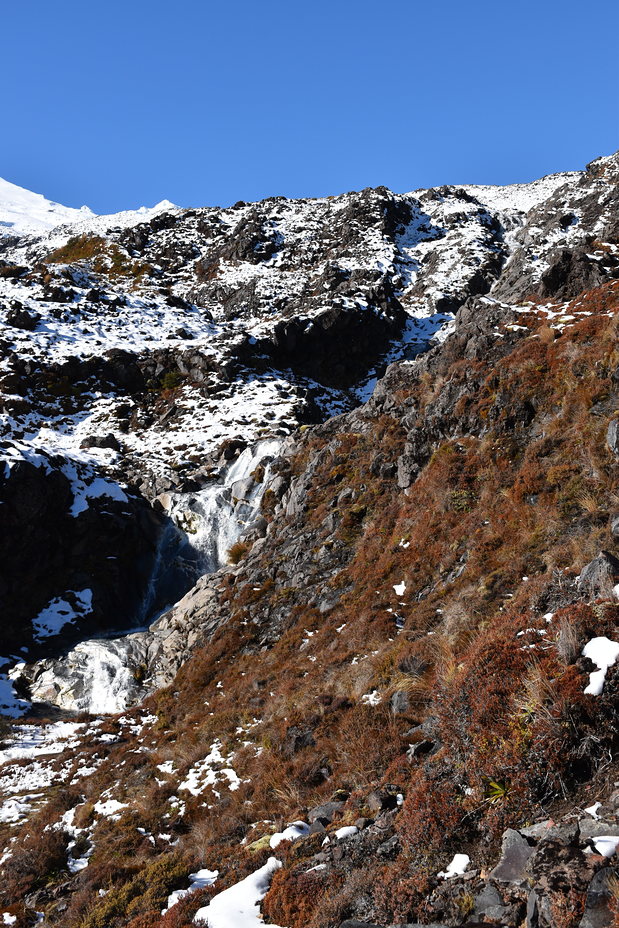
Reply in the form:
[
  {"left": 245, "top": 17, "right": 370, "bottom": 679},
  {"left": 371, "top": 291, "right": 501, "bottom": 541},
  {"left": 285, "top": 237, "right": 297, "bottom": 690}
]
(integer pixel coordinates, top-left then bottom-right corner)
[{"left": 4, "top": 0, "right": 618, "bottom": 213}]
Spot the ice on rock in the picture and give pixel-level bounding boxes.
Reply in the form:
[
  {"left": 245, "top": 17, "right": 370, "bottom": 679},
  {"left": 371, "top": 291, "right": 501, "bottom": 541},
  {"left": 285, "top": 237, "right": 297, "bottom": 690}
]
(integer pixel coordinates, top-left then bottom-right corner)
[
  {"left": 27, "top": 638, "right": 142, "bottom": 714},
  {"left": 167, "top": 438, "right": 282, "bottom": 574},
  {"left": 22, "top": 439, "right": 282, "bottom": 715}
]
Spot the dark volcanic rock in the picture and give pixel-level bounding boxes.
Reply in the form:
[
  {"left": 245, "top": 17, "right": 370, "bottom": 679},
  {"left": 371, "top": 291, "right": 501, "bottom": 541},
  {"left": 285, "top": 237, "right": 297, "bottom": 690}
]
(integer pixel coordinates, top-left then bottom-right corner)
[
  {"left": 5, "top": 307, "right": 41, "bottom": 330},
  {"left": 490, "top": 828, "right": 535, "bottom": 883},
  {"left": 577, "top": 551, "right": 619, "bottom": 599},
  {"left": 0, "top": 447, "right": 163, "bottom": 657}
]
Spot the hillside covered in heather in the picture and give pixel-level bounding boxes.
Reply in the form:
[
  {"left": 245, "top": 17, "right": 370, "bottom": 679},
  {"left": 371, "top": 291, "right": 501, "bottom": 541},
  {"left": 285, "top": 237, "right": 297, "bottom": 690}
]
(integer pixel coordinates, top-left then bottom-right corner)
[{"left": 1, "top": 152, "right": 619, "bottom": 928}]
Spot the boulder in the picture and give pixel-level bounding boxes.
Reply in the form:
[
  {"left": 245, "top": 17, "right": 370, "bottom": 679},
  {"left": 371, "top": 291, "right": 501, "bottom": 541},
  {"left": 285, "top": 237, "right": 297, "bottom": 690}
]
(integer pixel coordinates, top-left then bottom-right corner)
[
  {"left": 490, "top": 828, "right": 535, "bottom": 883},
  {"left": 307, "top": 801, "right": 344, "bottom": 824},
  {"left": 607, "top": 420, "right": 619, "bottom": 456},
  {"left": 6, "top": 307, "right": 40, "bottom": 330},
  {"left": 473, "top": 884, "right": 511, "bottom": 922},
  {"left": 80, "top": 433, "right": 122, "bottom": 452},
  {"left": 579, "top": 868, "right": 616, "bottom": 928},
  {"left": 577, "top": 551, "right": 619, "bottom": 599}
]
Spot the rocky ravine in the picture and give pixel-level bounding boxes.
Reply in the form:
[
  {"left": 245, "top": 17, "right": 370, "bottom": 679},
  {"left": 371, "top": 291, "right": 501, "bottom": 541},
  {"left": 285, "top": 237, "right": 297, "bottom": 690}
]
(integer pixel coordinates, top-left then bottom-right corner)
[
  {"left": 1, "top": 152, "right": 618, "bottom": 673},
  {"left": 1, "top": 152, "right": 619, "bottom": 928}
]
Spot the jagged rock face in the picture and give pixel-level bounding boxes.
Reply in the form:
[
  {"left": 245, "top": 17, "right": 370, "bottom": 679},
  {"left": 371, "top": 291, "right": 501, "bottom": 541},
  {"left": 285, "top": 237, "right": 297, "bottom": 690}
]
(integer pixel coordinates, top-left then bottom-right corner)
[
  {"left": 0, "top": 154, "right": 615, "bottom": 493},
  {"left": 19, "top": 438, "right": 281, "bottom": 709},
  {"left": 0, "top": 444, "right": 162, "bottom": 656},
  {"left": 491, "top": 154, "right": 619, "bottom": 303}
]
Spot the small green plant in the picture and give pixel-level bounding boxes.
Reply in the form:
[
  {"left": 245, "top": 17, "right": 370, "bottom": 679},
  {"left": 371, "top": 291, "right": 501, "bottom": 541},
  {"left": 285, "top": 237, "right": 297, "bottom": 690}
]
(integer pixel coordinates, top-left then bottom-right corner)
[
  {"left": 159, "top": 371, "right": 185, "bottom": 393},
  {"left": 484, "top": 778, "right": 508, "bottom": 803}
]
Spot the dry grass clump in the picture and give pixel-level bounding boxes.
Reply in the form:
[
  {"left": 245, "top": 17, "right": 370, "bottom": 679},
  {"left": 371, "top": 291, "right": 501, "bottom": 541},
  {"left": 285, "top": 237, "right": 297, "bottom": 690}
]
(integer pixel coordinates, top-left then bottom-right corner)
[{"left": 47, "top": 234, "right": 152, "bottom": 284}]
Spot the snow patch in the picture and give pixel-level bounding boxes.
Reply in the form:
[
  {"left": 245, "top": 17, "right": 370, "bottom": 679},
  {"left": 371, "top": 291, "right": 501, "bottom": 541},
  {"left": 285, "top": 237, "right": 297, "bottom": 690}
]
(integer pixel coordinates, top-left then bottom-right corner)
[
  {"left": 32, "top": 589, "right": 93, "bottom": 640},
  {"left": 591, "top": 836, "right": 619, "bottom": 858},
  {"left": 437, "top": 853, "right": 470, "bottom": 878},
  {"left": 582, "top": 637, "right": 619, "bottom": 695},
  {"left": 93, "top": 799, "right": 127, "bottom": 819},
  {"left": 163, "top": 867, "right": 219, "bottom": 913},
  {"left": 193, "top": 857, "right": 283, "bottom": 928},
  {"left": 269, "top": 821, "right": 309, "bottom": 849},
  {"left": 334, "top": 825, "right": 358, "bottom": 841}
]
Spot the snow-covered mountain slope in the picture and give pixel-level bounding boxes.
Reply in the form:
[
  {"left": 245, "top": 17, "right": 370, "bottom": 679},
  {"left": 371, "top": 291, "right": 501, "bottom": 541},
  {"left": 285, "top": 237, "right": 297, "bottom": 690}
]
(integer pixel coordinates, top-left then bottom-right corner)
[
  {"left": 0, "top": 152, "right": 617, "bottom": 666},
  {"left": 0, "top": 175, "right": 179, "bottom": 239},
  {"left": 0, "top": 177, "right": 95, "bottom": 236},
  {"left": 1, "top": 152, "right": 619, "bottom": 928}
]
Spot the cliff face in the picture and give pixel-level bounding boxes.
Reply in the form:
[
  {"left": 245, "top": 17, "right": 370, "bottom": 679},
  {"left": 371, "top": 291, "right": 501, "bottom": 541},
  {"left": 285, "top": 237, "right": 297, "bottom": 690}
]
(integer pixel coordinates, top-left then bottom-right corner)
[{"left": 1, "top": 154, "right": 619, "bottom": 928}]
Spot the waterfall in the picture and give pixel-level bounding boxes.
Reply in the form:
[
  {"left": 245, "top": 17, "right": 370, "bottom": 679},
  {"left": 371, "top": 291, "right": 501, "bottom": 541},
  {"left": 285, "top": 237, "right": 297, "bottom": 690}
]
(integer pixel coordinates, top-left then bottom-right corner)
[
  {"left": 167, "top": 438, "right": 281, "bottom": 575},
  {"left": 22, "top": 438, "right": 282, "bottom": 715},
  {"left": 28, "top": 638, "right": 146, "bottom": 714}
]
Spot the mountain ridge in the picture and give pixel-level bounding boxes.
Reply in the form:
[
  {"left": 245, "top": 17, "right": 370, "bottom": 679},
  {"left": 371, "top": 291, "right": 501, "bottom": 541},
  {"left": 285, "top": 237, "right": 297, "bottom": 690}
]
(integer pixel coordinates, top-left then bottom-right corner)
[{"left": 1, "top": 150, "right": 619, "bottom": 928}]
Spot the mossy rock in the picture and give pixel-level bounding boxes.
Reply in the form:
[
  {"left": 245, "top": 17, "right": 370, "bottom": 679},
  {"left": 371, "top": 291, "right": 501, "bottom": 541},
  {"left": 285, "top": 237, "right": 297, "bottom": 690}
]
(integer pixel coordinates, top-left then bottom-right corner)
[{"left": 246, "top": 832, "right": 274, "bottom": 854}]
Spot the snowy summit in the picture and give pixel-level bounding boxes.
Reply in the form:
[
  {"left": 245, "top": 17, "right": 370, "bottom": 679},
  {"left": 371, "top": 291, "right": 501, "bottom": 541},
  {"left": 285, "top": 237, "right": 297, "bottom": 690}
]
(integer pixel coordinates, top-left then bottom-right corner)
[{"left": 0, "top": 177, "right": 95, "bottom": 236}]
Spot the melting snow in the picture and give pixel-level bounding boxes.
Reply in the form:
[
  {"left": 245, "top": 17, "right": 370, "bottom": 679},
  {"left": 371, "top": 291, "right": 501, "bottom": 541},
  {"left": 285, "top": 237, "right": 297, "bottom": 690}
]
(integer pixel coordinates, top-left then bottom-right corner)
[
  {"left": 0, "top": 722, "right": 84, "bottom": 766},
  {"left": 178, "top": 741, "right": 241, "bottom": 796},
  {"left": 193, "top": 857, "right": 283, "bottom": 928},
  {"left": 0, "top": 795, "right": 37, "bottom": 824},
  {"left": 269, "top": 821, "right": 309, "bottom": 849},
  {"left": 582, "top": 637, "right": 619, "bottom": 695},
  {"left": 93, "top": 799, "right": 128, "bottom": 819},
  {"left": 437, "top": 853, "right": 471, "bottom": 878},
  {"left": 163, "top": 867, "right": 219, "bottom": 913}
]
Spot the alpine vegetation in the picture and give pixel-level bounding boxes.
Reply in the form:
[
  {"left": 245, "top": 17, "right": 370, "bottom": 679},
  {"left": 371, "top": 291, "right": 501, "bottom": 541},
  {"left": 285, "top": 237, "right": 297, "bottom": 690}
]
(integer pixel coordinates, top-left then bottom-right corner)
[{"left": 1, "top": 151, "right": 619, "bottom": 928}]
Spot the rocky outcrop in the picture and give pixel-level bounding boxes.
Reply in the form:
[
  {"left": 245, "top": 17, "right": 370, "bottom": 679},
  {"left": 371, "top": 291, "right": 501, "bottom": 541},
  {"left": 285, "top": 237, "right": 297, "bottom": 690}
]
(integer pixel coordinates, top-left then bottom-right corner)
[
  {"left": 578, "top": 552, "right": 619, "bottom": 600},
  {"left": 0, "top": 445, "right": 163, "bottom": 656},
  {"left": 18, "top": 438, "right": 283, "bottom": 710}
]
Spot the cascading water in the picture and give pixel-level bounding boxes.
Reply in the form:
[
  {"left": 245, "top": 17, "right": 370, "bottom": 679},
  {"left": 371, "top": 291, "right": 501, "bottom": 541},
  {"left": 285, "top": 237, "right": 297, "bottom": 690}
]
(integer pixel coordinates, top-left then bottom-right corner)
[
  {"left": 167, "top": 438, "right": 282, "bottom": 576},
  {"left": 23, "top": 438, "right": 282, "bottom": 714}
]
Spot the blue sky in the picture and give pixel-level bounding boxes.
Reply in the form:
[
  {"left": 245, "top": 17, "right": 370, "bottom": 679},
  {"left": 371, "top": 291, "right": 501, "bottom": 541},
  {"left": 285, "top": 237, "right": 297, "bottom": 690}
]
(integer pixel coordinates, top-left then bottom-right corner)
[{"left": 3, "top": 0, "right": 618, "bottom": 213}]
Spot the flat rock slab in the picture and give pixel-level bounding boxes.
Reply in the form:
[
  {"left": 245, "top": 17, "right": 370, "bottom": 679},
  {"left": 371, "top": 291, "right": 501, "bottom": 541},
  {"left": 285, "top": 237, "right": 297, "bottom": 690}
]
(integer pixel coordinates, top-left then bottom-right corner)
[
  {"left": 520, "top": 820, "right": 580, "bottom": 844},
  {"left": 490, "top": 828, "right": 535, "bottom": 883},
  {"left": 579, "top": 820, "right": 619, "bottom": 840}
]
